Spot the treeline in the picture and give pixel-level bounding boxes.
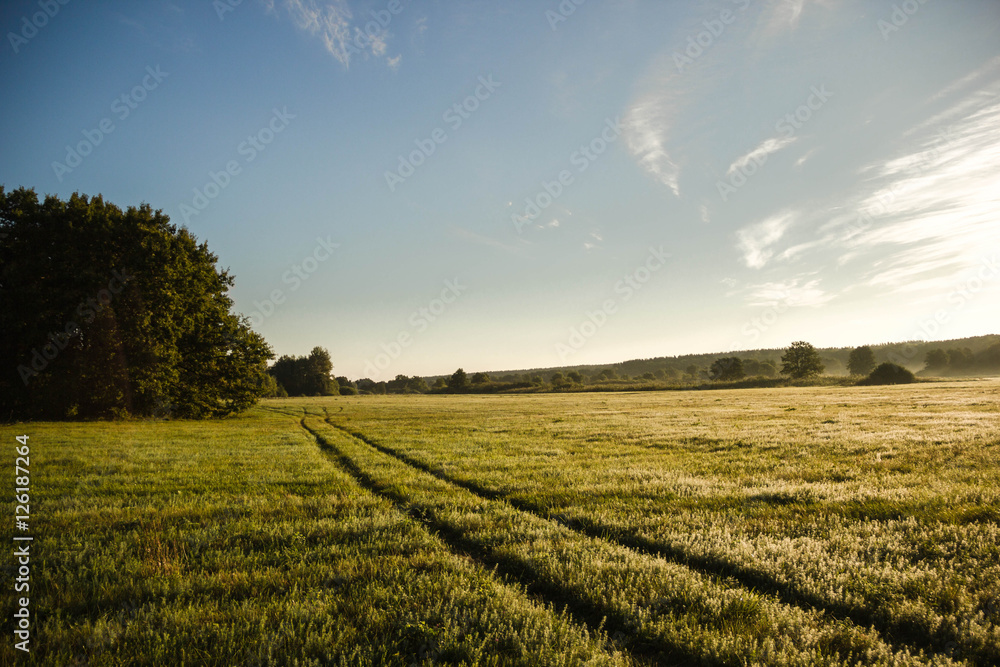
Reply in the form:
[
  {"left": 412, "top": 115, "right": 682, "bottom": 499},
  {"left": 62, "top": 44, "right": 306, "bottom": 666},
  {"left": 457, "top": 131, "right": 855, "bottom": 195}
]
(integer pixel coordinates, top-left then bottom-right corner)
[
  {"left": 334, "top": 338, "right": 1000, "bottom": 396},
  {"left": 481, "top": 334, "right": 1000, "bottom": 384},
  {"left": 920, "top": 344, "right": 1000, "bottom": 376}
]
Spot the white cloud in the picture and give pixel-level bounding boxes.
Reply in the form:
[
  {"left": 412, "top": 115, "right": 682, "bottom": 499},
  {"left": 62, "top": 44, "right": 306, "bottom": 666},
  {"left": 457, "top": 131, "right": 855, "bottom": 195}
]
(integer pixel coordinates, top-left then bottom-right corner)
[
  {"left": 624, "top": 94, "right": 681, "bottom": 196},
  {"left": 277, "top": 0, "right": 398, "bottom": 68},
  {"left": 847, "top": 90, "right": 1000, "bottom": 292},
  {"left": 727, "top": 136, "right": 797, "bottom": 176},
  {"left": 794, "top": 148, "right": 818, "bottom": 168},
  {"left": 745, "top": 277, "right": 833, "bottom": 308},
  {"left": 739, "top": 83, "right": 1000, "bottom": 311},
  {"left": 735, "top": 211, "right": 795, "bottom": 269}
]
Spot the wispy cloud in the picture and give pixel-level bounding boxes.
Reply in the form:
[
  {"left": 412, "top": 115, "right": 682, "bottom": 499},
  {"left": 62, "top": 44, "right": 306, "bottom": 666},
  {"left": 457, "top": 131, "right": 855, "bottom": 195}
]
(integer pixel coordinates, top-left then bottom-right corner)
[
  {"left": 727, "top": 136, "right": 797, "bottom": 176},
  {"left": 745, "top": 277, "right": 833, "bottom": 308},
  {"left": 794, "top": 148, "right": 818, "bottom": 168},
  {"left": 624, "top": 93, "right": 681, "bottom": 196},
  {"left": 848, "top": 89, "right": 1000, "bottom": 292},
  {"left": 623, "top": 1, "right": 820, "bottom": 199},
  {"left": 735, "top": 211, "right": 796, "bottom": 269},
  {"left": 272, "top": 0, "right": 399, "bottom": 68},
  {"left": 738, "top": 81, "right": 1000, "bottom": 303}
]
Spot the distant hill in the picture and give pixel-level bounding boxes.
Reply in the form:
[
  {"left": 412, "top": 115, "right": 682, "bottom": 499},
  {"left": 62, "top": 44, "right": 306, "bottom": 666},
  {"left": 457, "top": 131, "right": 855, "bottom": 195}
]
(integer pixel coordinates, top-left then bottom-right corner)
[{"left": 456, "top": 334, "right": 1000, "bottom": 383}]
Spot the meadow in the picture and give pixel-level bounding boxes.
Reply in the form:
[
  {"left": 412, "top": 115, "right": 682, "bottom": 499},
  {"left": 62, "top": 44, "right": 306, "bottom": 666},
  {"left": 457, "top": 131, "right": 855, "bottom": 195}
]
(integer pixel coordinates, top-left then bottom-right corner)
[{"left": 2, "top": 380, "right": 998, "bottom": 665}]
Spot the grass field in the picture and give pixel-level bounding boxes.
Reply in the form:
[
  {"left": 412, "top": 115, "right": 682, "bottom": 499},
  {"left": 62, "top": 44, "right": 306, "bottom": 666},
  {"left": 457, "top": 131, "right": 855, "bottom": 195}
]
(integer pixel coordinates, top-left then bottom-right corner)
[{"left": 3, "top": 380, "right": 998, "bottom": 665}]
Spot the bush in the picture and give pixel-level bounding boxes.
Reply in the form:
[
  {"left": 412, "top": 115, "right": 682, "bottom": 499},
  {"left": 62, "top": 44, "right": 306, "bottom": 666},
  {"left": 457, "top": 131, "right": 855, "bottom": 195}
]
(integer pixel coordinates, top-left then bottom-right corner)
[
  {"left": 860, "top": 362, "right": 916, "bottom": 385},
  {"left": 339, "top": 386, "right": 358, "bottom": 396}
]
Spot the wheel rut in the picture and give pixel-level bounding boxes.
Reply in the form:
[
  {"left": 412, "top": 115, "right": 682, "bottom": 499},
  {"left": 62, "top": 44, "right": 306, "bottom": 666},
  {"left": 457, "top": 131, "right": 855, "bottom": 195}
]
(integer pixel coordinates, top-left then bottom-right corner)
[
  {"left": 320, "top": 415, "right": 966, "bottom": 664},
  {"left": 298, "top": 417, "right": 674, "bottom": 667}
]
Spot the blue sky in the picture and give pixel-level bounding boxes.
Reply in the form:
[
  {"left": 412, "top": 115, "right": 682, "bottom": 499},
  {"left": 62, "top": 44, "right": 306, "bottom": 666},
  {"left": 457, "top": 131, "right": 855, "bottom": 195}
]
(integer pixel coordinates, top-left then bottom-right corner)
[{"left": 2, "top": 0, "right": 998, "bottom": 380}]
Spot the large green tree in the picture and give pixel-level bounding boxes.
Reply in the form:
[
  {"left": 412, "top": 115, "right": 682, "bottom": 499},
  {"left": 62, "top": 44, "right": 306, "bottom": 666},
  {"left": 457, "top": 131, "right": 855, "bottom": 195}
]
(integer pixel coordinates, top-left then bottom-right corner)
[
  {"left": 780, "top": 341, "right": 825, "bottom": 379},
  {"left": 0, "top": 187, "right": 273, "bottom": 420}
]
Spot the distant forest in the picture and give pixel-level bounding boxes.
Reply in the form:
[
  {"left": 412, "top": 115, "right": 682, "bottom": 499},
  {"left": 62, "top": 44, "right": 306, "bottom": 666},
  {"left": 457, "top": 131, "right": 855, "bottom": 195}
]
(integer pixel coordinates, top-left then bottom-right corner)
[{"left": 275, "top": 335, "right": 1000, "bottom": 397}]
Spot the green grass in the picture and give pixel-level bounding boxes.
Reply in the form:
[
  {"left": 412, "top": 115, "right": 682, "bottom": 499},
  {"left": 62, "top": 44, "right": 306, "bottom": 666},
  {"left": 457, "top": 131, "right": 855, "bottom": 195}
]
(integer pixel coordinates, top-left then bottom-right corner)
[{"left": 3, "top": 380, "right": 998, "bottom": 665}]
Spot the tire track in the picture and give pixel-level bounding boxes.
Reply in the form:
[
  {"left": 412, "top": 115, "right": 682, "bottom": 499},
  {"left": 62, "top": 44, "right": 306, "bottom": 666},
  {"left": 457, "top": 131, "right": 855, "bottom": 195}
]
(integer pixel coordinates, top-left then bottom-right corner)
[
  {"left": 297, "top": 417, "right": 668, "bottom": 667},
  {"left": 322, "top": 415, "right": 967, "bottom": 665}
]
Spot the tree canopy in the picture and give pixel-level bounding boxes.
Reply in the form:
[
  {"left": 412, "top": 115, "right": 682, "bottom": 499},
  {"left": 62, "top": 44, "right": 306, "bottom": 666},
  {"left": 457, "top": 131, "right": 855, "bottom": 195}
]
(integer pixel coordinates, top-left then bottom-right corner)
[
  {"left": 847, "top": 346, "right": 876, "bottom": 376},
  {"left": 268, "top": 347, "right": 337, "bottom": 397},
  {"left": 0, "top": 187, "right": 273, "bottom": 420},
  {"left": 448, "top": 368, "right": 469, "bottom": 391},
  {"left": 709, "top": 357, "right": 745, "bottom": 381},
  {"left": 780, "top": 341, "right": 825, "bottom": 379}
]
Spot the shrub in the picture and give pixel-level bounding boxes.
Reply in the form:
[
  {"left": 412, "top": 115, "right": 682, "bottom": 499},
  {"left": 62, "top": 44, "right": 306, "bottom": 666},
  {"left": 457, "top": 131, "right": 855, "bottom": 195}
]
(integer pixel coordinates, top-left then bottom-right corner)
[{"left": 860, "top": 362, "right": 916, "bottom": 385}]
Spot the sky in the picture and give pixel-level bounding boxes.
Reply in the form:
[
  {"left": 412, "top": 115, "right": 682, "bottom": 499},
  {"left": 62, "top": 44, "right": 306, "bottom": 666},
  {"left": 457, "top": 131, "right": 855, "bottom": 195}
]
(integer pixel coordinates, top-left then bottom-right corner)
[{"left": 2, "top": 0, "right": 999, "bottom": 380}]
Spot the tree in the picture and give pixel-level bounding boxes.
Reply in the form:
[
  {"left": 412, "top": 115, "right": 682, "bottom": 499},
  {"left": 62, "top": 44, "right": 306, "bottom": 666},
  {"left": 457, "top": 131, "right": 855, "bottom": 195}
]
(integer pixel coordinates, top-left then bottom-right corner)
[
  {"left": 923, "top": 349, "right": 948, "bottom": 372},
  {"left": 978, "top": 344, "right": 1000, "bottom": 370},
  {"left": 780, "top": 341, "right": 825, "bottom": 379},
  {"left": 847, "top": 346, "right": 876, "bottom": 376},
  {"left": 406, "top": 377, "right": 429, "bottom": 393},
  {"left": 471, "top": 372, "right": 491, "bottom": 385},
  {"left": 304, "top": 347, "right": 336, "bottom": 395},
  {"left": 742, "top": 359, "right": 777, "bottom": 377},
  {"left": 947, "top": 348, "right": 974, "bottom": 369},
  {"left": 267, "top": 347, "right": 336, "bottom": 396},
  {"left": 709, "top": 357, "right": 745, "bottom": 381},
  {"left": 448, "top": 368, "right": 469, "bottom": 390},
  {"left": 0, "top": 187, "right": 272, "bottom": 419},
  {"left": 567, "top": 371, "right": 583, "bottom": 384}
]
